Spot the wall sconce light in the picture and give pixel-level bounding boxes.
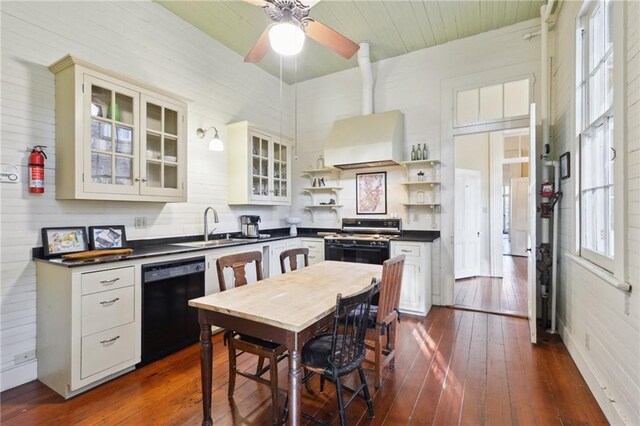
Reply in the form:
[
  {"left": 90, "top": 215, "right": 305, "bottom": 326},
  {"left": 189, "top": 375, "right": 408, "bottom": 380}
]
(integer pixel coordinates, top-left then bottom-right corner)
[{"left": 196, "top": 126, "right": 224, "bottom": 151}]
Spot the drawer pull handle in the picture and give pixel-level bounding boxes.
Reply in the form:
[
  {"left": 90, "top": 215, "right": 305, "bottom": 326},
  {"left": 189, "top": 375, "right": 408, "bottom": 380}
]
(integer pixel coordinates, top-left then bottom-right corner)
[
  {"left": 309, "top": 255, "right": 316, "bottom": 259},
  {"left": 100, "top": 336, "right": 120, "bottom": 345},
  {"left": 401, "top": 249, "right": 412, "bottom": 253},
  {"left": 308, "top": 245, "right": 316, "bottom": 248},
  {"left": 100, "top": 278, "right": 120, "bottom": 285},
  {"left": 99, "top": 297, "right": 120, "bottom": 305}
]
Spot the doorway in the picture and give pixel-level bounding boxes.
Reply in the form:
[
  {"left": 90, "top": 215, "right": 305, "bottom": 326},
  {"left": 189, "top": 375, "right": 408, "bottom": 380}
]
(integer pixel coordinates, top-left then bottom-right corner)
[{"left": 453, "top": 128, "right": 529, "bottom": 317}]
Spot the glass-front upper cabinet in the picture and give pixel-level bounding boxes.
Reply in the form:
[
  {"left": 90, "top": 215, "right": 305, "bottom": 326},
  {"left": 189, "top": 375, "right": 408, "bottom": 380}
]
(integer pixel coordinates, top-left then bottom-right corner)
[
  {"left": 84, "top": 76, "right": 139, "bottom": 196},
  {"left": 140, "top": 95, "right": 185, "bottom": 198},
  {"left": 272, "top": 140, "right": 289, "bottom": 202},
  {"left": 226, "top": 122, "right": 291, "bottom": 206},
  {"left": 49, "top": 55, "right": 187, "bottom": 202},
  {"left": 251, "top": 133, "right": 271, "bottom": 202}
]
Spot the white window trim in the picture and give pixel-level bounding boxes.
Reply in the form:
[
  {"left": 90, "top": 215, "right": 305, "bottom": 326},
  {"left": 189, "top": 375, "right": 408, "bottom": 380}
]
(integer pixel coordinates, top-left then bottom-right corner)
[
  {"left": 453, "top": 75, "right": 534, "bottom": 129},
  {"left": 575, "top": 0, "right": 626, "bottom": 280}
]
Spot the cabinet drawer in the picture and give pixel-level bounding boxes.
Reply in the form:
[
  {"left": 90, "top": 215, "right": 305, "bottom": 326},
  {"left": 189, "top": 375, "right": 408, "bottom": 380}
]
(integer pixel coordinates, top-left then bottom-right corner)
[
  {"left": 393, "top": 243, "right": 421, "bottom": 258},
  {"left": 82, "top": 266, "right": 134, "bottom": 295},
  {"left": 81, "top": 322, "right": 136, "bottom": 379},
  {"left": 301, "top": 240, "right": 322, "bottom": 250},
  {"left": 82, "top": 286, "right": 135, "bottom": 336}
]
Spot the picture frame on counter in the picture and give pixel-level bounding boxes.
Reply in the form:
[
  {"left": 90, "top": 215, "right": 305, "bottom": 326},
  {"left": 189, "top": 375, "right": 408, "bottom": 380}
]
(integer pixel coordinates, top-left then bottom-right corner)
[
  {"left": 42, "top": 227, "right": 89, "bottom": 257},
  {"left": 356, "top": 171, "right": 387, "bottom": 215},
  {"left": 88, "top": 225, "right": 127, "bottom": 250}
]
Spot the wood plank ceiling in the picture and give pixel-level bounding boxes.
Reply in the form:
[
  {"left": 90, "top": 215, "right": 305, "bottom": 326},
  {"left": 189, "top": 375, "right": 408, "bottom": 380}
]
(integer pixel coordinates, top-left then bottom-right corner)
[{"left": 156, "top": 0, "right": 546, "bottom": 84}]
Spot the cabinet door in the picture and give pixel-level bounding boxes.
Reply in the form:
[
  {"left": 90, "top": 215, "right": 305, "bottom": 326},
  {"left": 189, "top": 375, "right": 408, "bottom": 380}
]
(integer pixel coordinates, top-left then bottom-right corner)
[
  {"left": 398, "top": 257, "right": 424, "bottom": 314},
  {"left": 271, "top": 138, "right": 290, "bottom": 203},
  {"left": 249, "top": 131, "right": 271, "bottom": 203},
  {"left": 83, "top": 75, "right": 139, "bottom": 195},
  {"left": 139, "top": 95, "right": 186, "bottom": 199}
]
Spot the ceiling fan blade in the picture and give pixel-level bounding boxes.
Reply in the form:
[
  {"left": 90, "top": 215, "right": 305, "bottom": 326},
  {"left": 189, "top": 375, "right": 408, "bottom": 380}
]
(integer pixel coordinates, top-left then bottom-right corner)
[
  {"left": 241, "top": 0, "right": 270, "bottom": 7},
  {"left": 304, "top": 20, "right": 359, "bottom": 59},
  {"left": 244, "top": 27, "right": 271, "bottom": 63},
  {"left": 300, "top": 0, "right": 321, "bottom": 8}
]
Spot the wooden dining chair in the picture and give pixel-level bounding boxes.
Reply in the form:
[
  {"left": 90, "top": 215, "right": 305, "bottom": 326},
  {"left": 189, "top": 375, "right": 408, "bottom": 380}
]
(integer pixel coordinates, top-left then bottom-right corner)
[
  {"left": 279, "top": 247, "right": 309, "bottom": 274},
  {"left": 366, "top": 254, "right": 405, "bottom": 388},
  {"left": 216, "top": 251, "right": 287, "bottom": 424},
  {"left": 300, "top": 283, "right": 377, "bottom": 426}
]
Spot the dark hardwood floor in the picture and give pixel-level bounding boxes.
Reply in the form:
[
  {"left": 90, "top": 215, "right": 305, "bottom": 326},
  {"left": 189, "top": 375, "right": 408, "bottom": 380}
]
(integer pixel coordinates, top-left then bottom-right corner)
[
  {"left": 1, "top": 306, "right": 607, "bottom": 425},
  {"left": 454, "top": 255, "right": 528, "bottom": 316}
]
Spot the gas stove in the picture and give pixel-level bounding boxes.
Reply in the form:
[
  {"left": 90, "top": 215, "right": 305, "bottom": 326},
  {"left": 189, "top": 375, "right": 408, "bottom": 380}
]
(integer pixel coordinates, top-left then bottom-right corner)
[
  {"left": 324, "top": 219, "right": 401, "bottom": 265},
  {"left": 324, "top": 233, "right": 400, "bottom": 242},
  {"left": 324, "top": 218, "right": 402, "bottom": 242}
]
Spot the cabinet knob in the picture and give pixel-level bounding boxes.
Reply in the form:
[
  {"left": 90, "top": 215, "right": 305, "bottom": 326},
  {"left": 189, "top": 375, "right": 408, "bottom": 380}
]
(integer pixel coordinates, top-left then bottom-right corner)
[
  {"left": 134, "top": 178, "right": 141, "bottom": 182},
  {"left": 141, "top": 178, "right": 148, "bottom": 183}
]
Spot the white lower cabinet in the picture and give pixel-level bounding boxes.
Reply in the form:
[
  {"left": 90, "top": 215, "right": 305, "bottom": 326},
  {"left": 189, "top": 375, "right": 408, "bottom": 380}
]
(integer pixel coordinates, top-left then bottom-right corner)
[
  {"left": 391, "top": 241, "right": 432, "bottom": 316},
  {"left": 300, "top": 238, "right": 324, "bottom": 265},
  {"left": 36, "top": 263, "right": 141, "bottom": 398}
]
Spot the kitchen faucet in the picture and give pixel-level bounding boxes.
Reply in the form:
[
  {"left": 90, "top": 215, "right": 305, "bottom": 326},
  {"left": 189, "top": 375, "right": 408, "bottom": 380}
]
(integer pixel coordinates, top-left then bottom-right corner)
[{"left": 203, "top": 207, "right": 219, "bottom": 242}]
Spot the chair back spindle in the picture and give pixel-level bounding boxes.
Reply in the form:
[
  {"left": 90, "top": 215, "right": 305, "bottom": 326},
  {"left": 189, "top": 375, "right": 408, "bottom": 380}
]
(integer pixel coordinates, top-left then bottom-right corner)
[{"left": 329, "top": 283, "right": 376, "bottom": 372}]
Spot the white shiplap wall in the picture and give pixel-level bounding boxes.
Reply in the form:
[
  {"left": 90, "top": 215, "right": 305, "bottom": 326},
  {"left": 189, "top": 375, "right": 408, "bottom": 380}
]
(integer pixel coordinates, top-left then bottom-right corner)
[
  {"left": 290, "top": 18, "right": 542, "bottom": 304},
  {"left": 551, "top": 1, "right": 640, "bottom": 424},
  {"left": 0, "top": 1, "right": 294, "bottom": 390}
]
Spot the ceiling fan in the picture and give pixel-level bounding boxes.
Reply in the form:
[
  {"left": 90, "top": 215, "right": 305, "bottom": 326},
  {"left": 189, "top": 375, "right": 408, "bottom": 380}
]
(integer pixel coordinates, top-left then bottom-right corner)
[{"left": 243, "top": 0, "right": 360, "bottom": 63}]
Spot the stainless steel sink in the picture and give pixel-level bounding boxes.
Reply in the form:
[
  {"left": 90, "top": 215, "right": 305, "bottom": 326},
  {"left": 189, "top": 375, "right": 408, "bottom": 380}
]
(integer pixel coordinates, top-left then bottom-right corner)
[{"left": 174, "top": 239, "right": 256, "bottom": 249}]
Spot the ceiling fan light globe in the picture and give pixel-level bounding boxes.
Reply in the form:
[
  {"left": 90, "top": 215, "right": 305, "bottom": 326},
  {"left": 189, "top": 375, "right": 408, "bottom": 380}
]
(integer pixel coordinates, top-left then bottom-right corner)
[{"left": 268, "top": 22, "right": 305, "bottom": 56}]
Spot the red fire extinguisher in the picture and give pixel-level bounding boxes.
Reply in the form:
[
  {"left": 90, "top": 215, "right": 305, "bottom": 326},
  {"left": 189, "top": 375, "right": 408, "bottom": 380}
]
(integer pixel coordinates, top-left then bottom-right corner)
[{"left": 28, "top": 145, "right": 47, "bottom": 193}]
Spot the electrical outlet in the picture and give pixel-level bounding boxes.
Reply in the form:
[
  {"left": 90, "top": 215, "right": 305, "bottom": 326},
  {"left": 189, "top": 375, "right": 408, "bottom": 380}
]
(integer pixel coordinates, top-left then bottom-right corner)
[
  {"left": 585, "top": 332, "right": 590, "bottom": 350},
  {"left": 14, "top": 349, "right": 35, "bottom": 365},
  {"left": 134, "top": 217, "right": 147, "bottom": 229}
]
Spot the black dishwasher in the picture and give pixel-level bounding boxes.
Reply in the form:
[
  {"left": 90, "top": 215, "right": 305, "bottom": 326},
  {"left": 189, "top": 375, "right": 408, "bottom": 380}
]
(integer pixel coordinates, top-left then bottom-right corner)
[{"left": 140, "top": 257, "right": 205, "bottom": 365}]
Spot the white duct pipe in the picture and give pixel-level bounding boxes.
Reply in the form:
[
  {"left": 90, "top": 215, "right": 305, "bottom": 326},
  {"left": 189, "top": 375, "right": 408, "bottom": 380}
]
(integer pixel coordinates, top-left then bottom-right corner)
[
  {"left": 545, "top": 160, "right": 559, "bottom": 333},
  {"left": 541, "top": 0, "right": 559, "bottom": 334},
  {"left": 540, "top": 4, "right": 550, "bottom": 245},
  {"left": 358, "top": 42, "right": 373, "bottom": 115}
]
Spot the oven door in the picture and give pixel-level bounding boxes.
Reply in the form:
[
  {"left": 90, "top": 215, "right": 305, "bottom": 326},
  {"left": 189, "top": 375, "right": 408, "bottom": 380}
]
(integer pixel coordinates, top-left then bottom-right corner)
[{"left": 324, "top": 240, "right": 389, "bottom": 265}]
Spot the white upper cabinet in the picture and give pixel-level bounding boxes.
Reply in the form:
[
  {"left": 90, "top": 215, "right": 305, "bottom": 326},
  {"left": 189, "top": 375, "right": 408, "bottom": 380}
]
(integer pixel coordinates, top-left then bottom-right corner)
[
  {"left": 49, "top": 55, "right": 188, "bottom": 202},
  {"left": 226, "top": 121, "right": 291, "bottom": 206}
]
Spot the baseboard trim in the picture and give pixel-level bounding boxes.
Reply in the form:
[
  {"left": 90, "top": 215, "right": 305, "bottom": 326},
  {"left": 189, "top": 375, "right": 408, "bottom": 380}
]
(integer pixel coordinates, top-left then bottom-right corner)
[
  {"left": 558, "top": 319, "right": 627, "bottom": 425},
  {"left": 1, "top": 360, "right": 37, "bottom": 392}
]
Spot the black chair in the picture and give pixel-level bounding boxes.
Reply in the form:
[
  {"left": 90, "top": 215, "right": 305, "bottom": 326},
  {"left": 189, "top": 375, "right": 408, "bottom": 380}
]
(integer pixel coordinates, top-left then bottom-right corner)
[{"left": 300, "top": 281, "right": 377, "bottom": 426}]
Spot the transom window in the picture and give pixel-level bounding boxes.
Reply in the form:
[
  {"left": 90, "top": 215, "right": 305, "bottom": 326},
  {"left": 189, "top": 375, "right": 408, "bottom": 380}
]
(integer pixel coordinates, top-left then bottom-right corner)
[{"left": 576, "top": 0, "right": 615, "bottom": 270}]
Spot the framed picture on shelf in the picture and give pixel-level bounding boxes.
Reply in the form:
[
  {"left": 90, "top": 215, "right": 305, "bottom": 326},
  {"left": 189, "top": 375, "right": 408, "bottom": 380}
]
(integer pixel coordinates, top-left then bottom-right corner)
[
  {"left": 88, "top": 225, "right": 127, "bottom": 250},
  {"left": 356, "top": 171, "right": 387, "bottom": 215},
  {"left": 560, "top": 152, "right": 570, "bottom": 179},
  {"left": 41, "top": 227, "right": 89, "bottom": 257}
]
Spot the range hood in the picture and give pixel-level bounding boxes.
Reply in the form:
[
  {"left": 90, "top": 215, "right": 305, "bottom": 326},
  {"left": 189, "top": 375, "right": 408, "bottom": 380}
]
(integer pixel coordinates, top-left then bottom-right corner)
[
  {"left": 324, "top": 110, "right": 404, "bottom": 170},
  {"left": 323, "top": 43, "right": 404, "bottom": 170}
]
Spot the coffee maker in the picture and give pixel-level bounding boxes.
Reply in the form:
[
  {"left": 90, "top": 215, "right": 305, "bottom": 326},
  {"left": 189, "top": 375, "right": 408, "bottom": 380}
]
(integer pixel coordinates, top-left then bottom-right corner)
[{"left": 240, "top": 215, "right": 261, "bottom": 238}]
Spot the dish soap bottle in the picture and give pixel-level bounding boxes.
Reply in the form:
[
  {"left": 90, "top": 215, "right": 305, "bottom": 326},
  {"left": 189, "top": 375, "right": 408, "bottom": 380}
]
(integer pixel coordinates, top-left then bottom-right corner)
[{"left": 316, "top": 154, "right": 325, "bottom": 170}]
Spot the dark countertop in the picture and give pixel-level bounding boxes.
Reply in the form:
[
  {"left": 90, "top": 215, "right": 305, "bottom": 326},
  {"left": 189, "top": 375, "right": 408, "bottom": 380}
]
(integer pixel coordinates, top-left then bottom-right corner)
[
  {"left": 395, "top": 230, "right": 441, "bottom": 242},
  {"left": 33, "top": 227, "right": 439, "bottom": 268}
]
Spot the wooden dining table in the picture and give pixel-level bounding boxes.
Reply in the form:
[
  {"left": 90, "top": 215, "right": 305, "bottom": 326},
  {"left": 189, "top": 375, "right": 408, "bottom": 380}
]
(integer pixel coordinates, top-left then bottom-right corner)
[{"left": 188, "top": 260, "right": 382, "bottom": 426}]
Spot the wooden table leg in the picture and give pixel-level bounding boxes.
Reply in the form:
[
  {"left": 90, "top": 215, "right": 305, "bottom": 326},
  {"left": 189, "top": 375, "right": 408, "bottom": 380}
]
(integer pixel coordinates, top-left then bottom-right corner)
[
  {"left": 199, "top": 321, "right": 213, "bottom": 426},
  {"left": 288, "top": 347, "right": 302, "bottom": 426}
]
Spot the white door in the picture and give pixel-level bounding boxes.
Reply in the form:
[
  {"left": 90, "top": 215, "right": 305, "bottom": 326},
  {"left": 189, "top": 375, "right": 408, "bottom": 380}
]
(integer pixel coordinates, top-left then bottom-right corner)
[
  {"left": 527, "top": 104, "right": 537, "bottom": 344},
  {"left": 510, "top": 177, "right": 529, "bottom": 256},
  {"left": 455, "top": 169, "right": 481, "bottom": 279}
]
